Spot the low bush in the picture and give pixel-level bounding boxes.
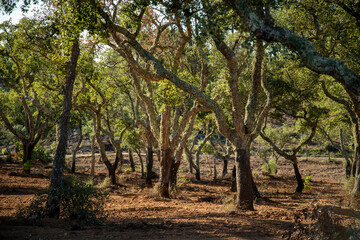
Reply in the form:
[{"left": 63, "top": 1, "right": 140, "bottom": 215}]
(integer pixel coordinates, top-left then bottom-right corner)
[
  {"left": 17, "top": 176, "right": 108, "bottom": 223},
  {"left": 61, "top": 176, "right": 108, "bottom": 221},
  {"left": 261, "top": 159, "right": 278, "bottom": 176},
  {"left": 32, "top": 144, "right": 52, "bottom": 164},
  {"left": 303, "top": 176, "right": 312, "bottom": 193}
]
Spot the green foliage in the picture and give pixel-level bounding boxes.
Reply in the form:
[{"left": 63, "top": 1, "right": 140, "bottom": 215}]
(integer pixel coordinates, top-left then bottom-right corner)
[
  {"left": 124, "top": 166, "right": 132, "bottom": 174},
  {"left": 31, "top": 144, "right": 52, "bottom": 163},
  {"left": 1, "top": 148, "right": 12, "bottom": 162},
  {"left": 303, "top": 176, "right": 312, "bottom": 193},
  {"left": 1, "top": 148, "right": 9, "bottom": 155},
  {"left": 261, "top": 159, "right": 278, "bottom": 176},
  {"left": 202, "top": 142, "right": 215, "bottom": 155},
  {"left": 61, "top": 176, "right": 108, "bottom": 221},
  {"left": 23, "top": 160, "right": 32, "bottom": 172},
  {"left": 16, "top": 177, "right": 108, "bottom": 222},
  {"left": 176, "top": 175, "right": 189, "bottom": 189}
]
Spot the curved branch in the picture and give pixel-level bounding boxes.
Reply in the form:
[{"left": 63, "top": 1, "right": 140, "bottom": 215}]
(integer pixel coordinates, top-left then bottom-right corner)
[
  {"left": 321, "top": 81, "right": 357, "bottom": 123},
  {"left": 92, "top": 1, "right": 234, "bottom": 142},
  {"left": 224, "top": 0, "right": 360, "bottom": 97},
  {"left": 0, "top": 109, "right": 26, "bottom": 141}
]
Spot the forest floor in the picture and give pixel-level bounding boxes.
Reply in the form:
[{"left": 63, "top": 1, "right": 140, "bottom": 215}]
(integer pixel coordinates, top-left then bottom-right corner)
[{"left": 0, "top": 153, "right": 359, "bottom": 239}]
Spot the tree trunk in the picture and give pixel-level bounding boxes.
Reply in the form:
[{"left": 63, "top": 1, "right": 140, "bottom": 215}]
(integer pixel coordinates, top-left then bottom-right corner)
[
  {"left": 185, "top": 147, "right": 199, "bottom": 180},
  {"left": 170, "top": 160, "right": 181, "bottom": 191},
  {"left": 159, "top": 106, "right": 172, "bottom": 197},
  {"left": 22, "top": 142, "right": 35, "bottom": 174},
  {"left": 188, "top": 156, "right": 193, "bottom": 173},
  {"left": 231, "top": 166, "right": 236, "bottom": 192},
  {"left": 90, "top": 135, "right": 96, "bottom": 176},
  {"left": 195, "top": 150, "right": 202, "bottom": 180},
  {"left": 56, "top": 122, "right": 60, "bottom": 145},
  {"left": 352, "top": 145, "right": 360, "bottom": 177},
  {"left": 113, "top": 146, "right": 123, "bottom": 177},
  {"left": 234, "top": 147, "right": 254, "bottom": 210},
  {"left": 46, "top": 38, "right": 80, "bottom": 218},
  {"left": 159, "top": 147, "right": 173, "bottom": 198},
  {"left": 108, "top": 165, "right": 116, "bottom": 185},
  {"left": 146, "top": 144, "right": 153, "bottom": 186},
  {"left": 195, "top": 167, "right": 200, "bottom": 181},
  {"left": 136, "top": 149, "right": 144, "bottom": 177},
  {"left": 293, "top": 160, "right": 304, "bottom": 193},
  {"left": 71, "top": 125, "right": 83, "bottom": 173},
  {"left": 232, "top": 165, "right": 261, "bottom": 198},
  {"left": 213, "top": 157, "right": 217, "bottom": 182},
  {"left": 222, "top": 157, "right": 228, "bottom": 177},
  {"left": 129, "top": 149, "right": 135, "bottom": 172},
  {"left": 351, "top": 145, "right": 360, "bottom": 207},
  {"left": 251, "top": 174, "right": 261, "bottom": 198},
  {"left": 340, "top": 129, "right": 351, "bottom": 178}
]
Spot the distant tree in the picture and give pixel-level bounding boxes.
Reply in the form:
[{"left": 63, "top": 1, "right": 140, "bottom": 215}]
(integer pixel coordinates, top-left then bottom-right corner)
[{"left": 0, "top": 19, "right": 58, "bottom": 173}]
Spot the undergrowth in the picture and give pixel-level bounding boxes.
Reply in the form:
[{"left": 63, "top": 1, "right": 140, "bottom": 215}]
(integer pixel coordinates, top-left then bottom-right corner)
[
  {"left": 283, "top": 205, "right": 360, "bottom": 240},
  {"left": 17, "top": 176, "right": 108, "bottom": 223}
]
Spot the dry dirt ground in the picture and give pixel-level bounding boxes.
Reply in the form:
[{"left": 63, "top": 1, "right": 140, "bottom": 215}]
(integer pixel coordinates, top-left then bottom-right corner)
[{"left": 0, "top": 153, "right": 359, "bottom": 240}]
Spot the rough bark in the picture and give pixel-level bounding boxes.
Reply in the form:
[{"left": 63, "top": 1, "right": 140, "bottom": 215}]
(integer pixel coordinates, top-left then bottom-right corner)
[
  {"left": 169, "top": 160, "right": 181, "bottom": 191},
  {"left": 234, "top": 147, "right": 254, "bottom": 210},
  {"left": 212, "top": 157, "right": 217, "bottom": 182},
  {"left": 159, "top": 147, "right": 173, "bottom": 197},
  {"left": 340, "top": 129, "right": 352, "bottom": 178},
  {"left": 90, "top": 135, "right": 96, "bottom": 176},
  {"left": 136, "top": 149, "right": 144, "bottom": 177},
  {"left": 159, "top": 106, "right": 173, "bottom": 197},
  {"left": 352, "top": 145, "right": 360, "bottom": 207},
  {"left": 46, "top": 38, "right": 80, "bottom": 218},
  {"left": 146, "top": 144, "right": 154, "bottom": 186},
  {"left": 222, "top": 158, "right": 228, "bottom": 178},
  {"left": 128, "top": 149, "right": 135, "bottom": 172},
  {"left": 293, "top": 160, "right": 304, "bottom": 193},
  {"left": 71, "top": 124, "right": 83, "bottom": 173}
]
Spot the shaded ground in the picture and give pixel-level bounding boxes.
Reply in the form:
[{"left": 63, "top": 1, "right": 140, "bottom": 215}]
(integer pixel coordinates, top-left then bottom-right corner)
[{"left": 0, "top": 154, "right": 359, "bottom": 239}]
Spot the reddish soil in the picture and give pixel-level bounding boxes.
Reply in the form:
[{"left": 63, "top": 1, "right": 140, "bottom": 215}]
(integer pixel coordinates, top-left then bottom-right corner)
[{"left": 0, "top": 154, "right": 359, "bottom": 239}]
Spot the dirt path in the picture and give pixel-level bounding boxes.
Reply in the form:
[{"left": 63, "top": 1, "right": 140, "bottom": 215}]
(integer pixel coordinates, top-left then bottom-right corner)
[{"left": 0, "top": 156, "right": 359, "bottom": 239}]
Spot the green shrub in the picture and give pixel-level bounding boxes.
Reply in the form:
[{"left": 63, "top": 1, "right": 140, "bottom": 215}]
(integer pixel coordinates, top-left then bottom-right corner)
[
  {"left": 17, "top": 176, "right": 108, "bottom": 222},
  {"left": 32, "top": 144, "right": 52, "bottom": 163},
  {"left": 303, "top": 176, "right": 312, "bottom": 193},
  {"left": 2, "top": 148, "right": 9, "bottom": 155},
  {"left": 61, "top": 176, "right": 108, "bottom": 221},
  {"left": 23, "top": 160, "right": 32, "bottom": 173},
  {"left": 1, "top": 148, "right": 12, "bottom": 163},
  {"left": 176, "top": 175, "right": 189, "bottom": 189},
  {"left": 124, "top": 166, "right": 132, "bottom": 174},
  {"left": 261, "top": 159, "right": 278, "bottom": 176}
]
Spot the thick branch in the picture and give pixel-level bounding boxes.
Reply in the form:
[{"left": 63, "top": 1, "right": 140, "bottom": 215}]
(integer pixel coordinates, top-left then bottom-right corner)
[
  {"left": 91, "top": 0, "right": 234, "bottom": 143},
  {"left": 224, "top": 0, "right": 360, "bottom": 97}
]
